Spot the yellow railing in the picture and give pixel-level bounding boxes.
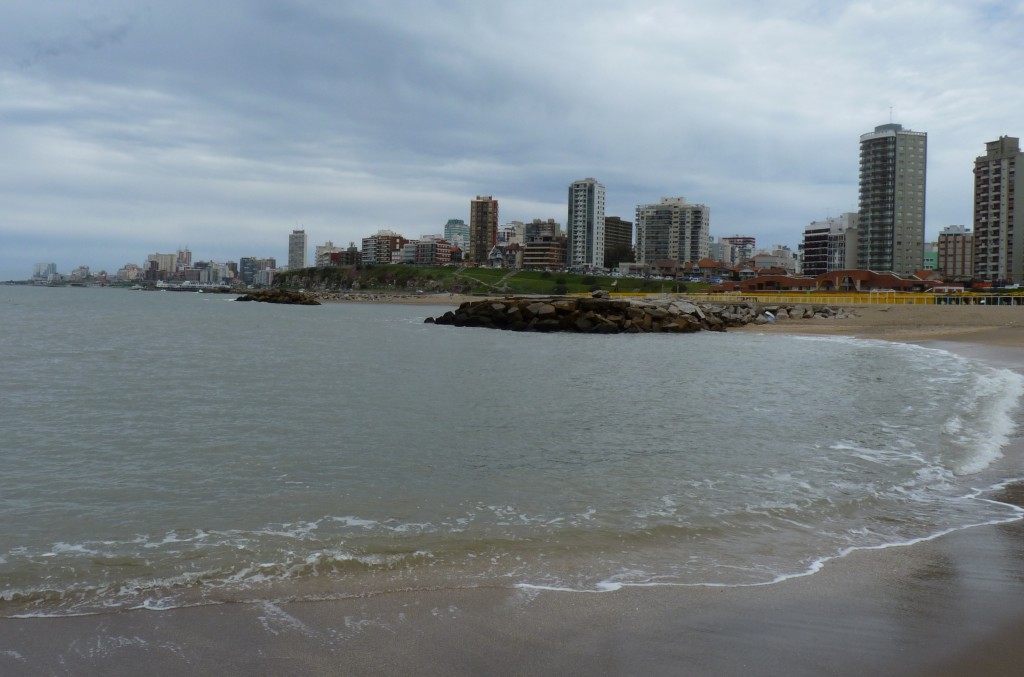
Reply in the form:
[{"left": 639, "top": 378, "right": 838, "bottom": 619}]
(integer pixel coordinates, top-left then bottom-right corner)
[{"left": 602, "top": 291, "right": 1024, "bottom": 306}]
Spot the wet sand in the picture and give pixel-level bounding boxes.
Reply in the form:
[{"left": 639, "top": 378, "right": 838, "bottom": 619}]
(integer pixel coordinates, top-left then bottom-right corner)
[
  {"left": 3, "top": 303, "right": 1024, "bottom": 676},
  {"left": 4, "top": 513, "right": 1024, "bottom": 676}
]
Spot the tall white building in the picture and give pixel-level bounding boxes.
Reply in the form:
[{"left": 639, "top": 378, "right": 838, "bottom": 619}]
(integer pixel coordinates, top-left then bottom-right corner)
[
  {"left": 635, "top": 197, "right": 710, "bottom": 266},
  {"left": 567, "top": 178, "right": 606, "bottom": 269},
  {"left": 857, "top": 123, "right": 927, "bottom": 275},
  {"left": 288, "top": 229, "right": 308, "bottom": 270}
]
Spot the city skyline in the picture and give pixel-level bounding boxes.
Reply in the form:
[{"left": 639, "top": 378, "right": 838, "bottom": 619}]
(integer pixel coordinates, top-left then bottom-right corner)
[{"left": 3, "top": 2, "right": 1024, "bottom": 280}]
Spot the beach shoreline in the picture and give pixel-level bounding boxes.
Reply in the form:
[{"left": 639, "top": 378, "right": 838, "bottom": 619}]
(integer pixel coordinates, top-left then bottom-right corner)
[{"left": 3, "top": 302, "right": 1024, "bottom": 676}]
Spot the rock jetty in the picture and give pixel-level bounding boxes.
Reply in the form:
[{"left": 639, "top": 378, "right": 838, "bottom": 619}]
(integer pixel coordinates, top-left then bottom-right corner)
[
  {"left": 426, "top": 295, "right": 853, "bottom": 333},
  {"left": 235, "top": 289, "right": 321, "bottom": 305}
]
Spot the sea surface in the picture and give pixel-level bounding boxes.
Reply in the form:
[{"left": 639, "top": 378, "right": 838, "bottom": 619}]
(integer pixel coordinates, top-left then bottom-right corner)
[{"left": 2, "top": 284, "right": 1023, "bottom": 618}]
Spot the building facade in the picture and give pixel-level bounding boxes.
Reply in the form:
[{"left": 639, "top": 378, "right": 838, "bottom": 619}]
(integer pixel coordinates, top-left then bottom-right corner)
[
  {"left": 314, "top": 241, "right": 346, "bottom": 267},
  {"left": 522, "top": 219, "right": 566, "bottom": 270},
  {"left": 415, "top": 235, "right": 453, "bottom": 266},
  {"left": 498, "top": 221, "right": 525, "bottom": 246},
  {"left": 800, "top": 213, "right": 858, "bottom": 277},
  {"left": 604, "top": 216, "right": 633, "bottom": 257},
  {"left": 938, "top": 225, "right": 973, "bottom": 280},
  {"left": 635, "top": 197, "right": 710, "bottom": 267},
  {"left": 973, "top": 136, "right": 1024, "bottom": 283},
  {"left": 719, "top": 236, "right": 756, "bottom": 265},
  {"left": 361, "top": 230, "right": 407, "bottom": 265},
  {"left": 33, "top": 263, "right": 57, "bottom": 280},
  {"left": 444, "top": 219, "right": 470, "bottom": 254},
  {"left": 239, "top": 257, "right": 277, "bottom": 285},
  {"left": 857, "top": 123, "right": 927, "bottom": 275},
  {"left": 288, "top": 229, "right": 308, "bottom": 271},
  {"left": 567, "top": 178, "right": 606, "bottom": 269},
  {"left": 469, "top": 196, "right": 499, "bottom": 264}
]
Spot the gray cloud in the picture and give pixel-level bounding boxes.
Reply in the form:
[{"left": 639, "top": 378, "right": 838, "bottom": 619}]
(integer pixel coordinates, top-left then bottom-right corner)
[{"left": 2, "top": 1, "right": 1023, "bottom": 278}]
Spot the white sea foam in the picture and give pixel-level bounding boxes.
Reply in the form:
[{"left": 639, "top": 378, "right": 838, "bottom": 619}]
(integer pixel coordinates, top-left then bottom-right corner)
[{"left": 946, "top": 364, "right": 1024, "bottom": 475}]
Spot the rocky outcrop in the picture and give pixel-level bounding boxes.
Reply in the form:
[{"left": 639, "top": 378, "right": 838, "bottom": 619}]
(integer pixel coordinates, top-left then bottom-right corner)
[
  {"left": 425, "top": 296, "right": 853, "bottom": 333},
  {"left": 235, "top": 289, "right": 321, "bottom": 305}
]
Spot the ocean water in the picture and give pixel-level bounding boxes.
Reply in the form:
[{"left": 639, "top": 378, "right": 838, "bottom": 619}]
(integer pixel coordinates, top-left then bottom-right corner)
[{"left": 2, "top": 285, "right": 1023, "bottom": 617}]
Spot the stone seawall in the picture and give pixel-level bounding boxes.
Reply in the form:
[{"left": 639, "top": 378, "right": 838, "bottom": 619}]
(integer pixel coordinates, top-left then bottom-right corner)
[{"left": 425, "top": 296, "right": 853, "bottom": 333}]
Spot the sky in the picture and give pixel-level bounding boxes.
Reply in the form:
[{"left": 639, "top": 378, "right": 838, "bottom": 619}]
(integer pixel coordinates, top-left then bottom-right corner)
[{"left": 2, "top": 0, "right": 1023, "bottom": 279}]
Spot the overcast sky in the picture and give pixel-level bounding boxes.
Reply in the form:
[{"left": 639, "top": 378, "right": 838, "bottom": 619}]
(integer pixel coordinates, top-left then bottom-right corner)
[{"left": 2, "top": 1, "right": 1023, "bottom": 279}]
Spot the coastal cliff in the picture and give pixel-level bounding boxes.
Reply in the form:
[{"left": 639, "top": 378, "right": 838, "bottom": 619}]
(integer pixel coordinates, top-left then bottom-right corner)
[{"left": 426, "top": 295, "right": 852, "bottom": 333}]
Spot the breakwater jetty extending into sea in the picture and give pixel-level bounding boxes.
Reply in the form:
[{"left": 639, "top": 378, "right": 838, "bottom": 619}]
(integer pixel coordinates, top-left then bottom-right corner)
[{"left": 426, "top": 294, "right": 854, "bottom": 333}]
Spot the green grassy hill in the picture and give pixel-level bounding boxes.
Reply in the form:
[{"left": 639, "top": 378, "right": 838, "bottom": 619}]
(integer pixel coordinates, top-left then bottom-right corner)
[{"left": 274, "top": 265, "right": 702, "bottom": 296}]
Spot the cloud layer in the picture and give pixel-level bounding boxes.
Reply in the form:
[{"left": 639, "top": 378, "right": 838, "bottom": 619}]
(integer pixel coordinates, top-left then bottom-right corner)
[{"left": 2, "top": 1, "right": 1023, "bottom": 278}]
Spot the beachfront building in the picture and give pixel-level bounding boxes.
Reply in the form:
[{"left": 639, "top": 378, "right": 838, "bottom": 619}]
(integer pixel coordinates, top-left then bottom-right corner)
[
  {"left": 415, "top": 235, "right": 453, "bottom": 266},
  {"left": 719, "top": 236, "right": 756, "bottom": 265},
  {"left": 635, "top": 197, "right": 710, "bottom": 267},
  {"left": 288, "top": 229, "right": 308, "bottom": 271},
  {"left": 361, "top": 230, "right": 408, "bottom": 265},
  {"left": 857, "top": 123, "right": 927, "bottom": 275},
  {"left": 469, "top": 196, "right": 499, "bottom": 265},
  {"left": 567, "top": 178, "right": 606, "bottom": 270},
  {"left": 750, "top": 245, "right": 799, "bottom": 274},
  {"left": 800, "top": 213, "right": 859, "bottom": 277},
  {"left": 973, "top": 136, "right": 1024, "bottom": 283},
  {"left": 938, "top": 225, "right": 973, "bottom": 281}
]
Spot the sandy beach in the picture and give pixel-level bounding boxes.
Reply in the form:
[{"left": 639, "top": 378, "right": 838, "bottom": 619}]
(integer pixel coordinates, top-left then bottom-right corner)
[
  {"left": 736, "top": 303, "right": 1024, "bottom": 347},
  {"left": 3, "top": 301, "right": 1024, "bottom": 676}
]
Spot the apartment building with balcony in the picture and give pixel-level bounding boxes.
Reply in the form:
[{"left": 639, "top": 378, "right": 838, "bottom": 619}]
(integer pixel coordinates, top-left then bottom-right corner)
[
  {"left": 973, "top": 136, "right": 1023, "bottom": 283},
  {"left": 857, "top": 123, "right": 927, "bottom": 275}
]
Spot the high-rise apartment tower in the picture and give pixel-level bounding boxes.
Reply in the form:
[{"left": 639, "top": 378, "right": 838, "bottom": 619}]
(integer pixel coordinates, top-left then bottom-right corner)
[
  {"left": 635, "top": 197, "right": 710, "bottom": 266},
  {"left": 973, "top": 136, "right": 1024, "bottom": 283},
  {"left": 469, "top": 196, "right": 498, "bottom": 264},
  {"left": 288, "top": 229, "right": 308, "bottom": 270},
  {"left": 857, "top": 123, "right": 927, "bottom": 275},
  {"left": 567, "top": 178, "right": 606, "bottom": 269}
]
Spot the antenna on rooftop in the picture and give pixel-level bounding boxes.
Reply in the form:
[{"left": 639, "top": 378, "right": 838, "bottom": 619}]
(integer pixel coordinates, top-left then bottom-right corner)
[{"left": 889, "top": 106, "right": 894, "bottom": 123}]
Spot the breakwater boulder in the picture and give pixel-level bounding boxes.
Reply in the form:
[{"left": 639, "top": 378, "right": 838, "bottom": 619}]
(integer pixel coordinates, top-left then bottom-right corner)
[
  {"left": 425, "top": 296, "right": 852, "bottom": 333},
  {"left": 235, "top": 289, "right": 321, "bottom": 305}
]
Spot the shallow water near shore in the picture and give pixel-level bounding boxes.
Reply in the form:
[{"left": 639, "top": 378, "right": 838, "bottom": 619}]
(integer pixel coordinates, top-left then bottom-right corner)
[{"left": 2, "top": 285, "right": 1024, "bottom": 619}]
